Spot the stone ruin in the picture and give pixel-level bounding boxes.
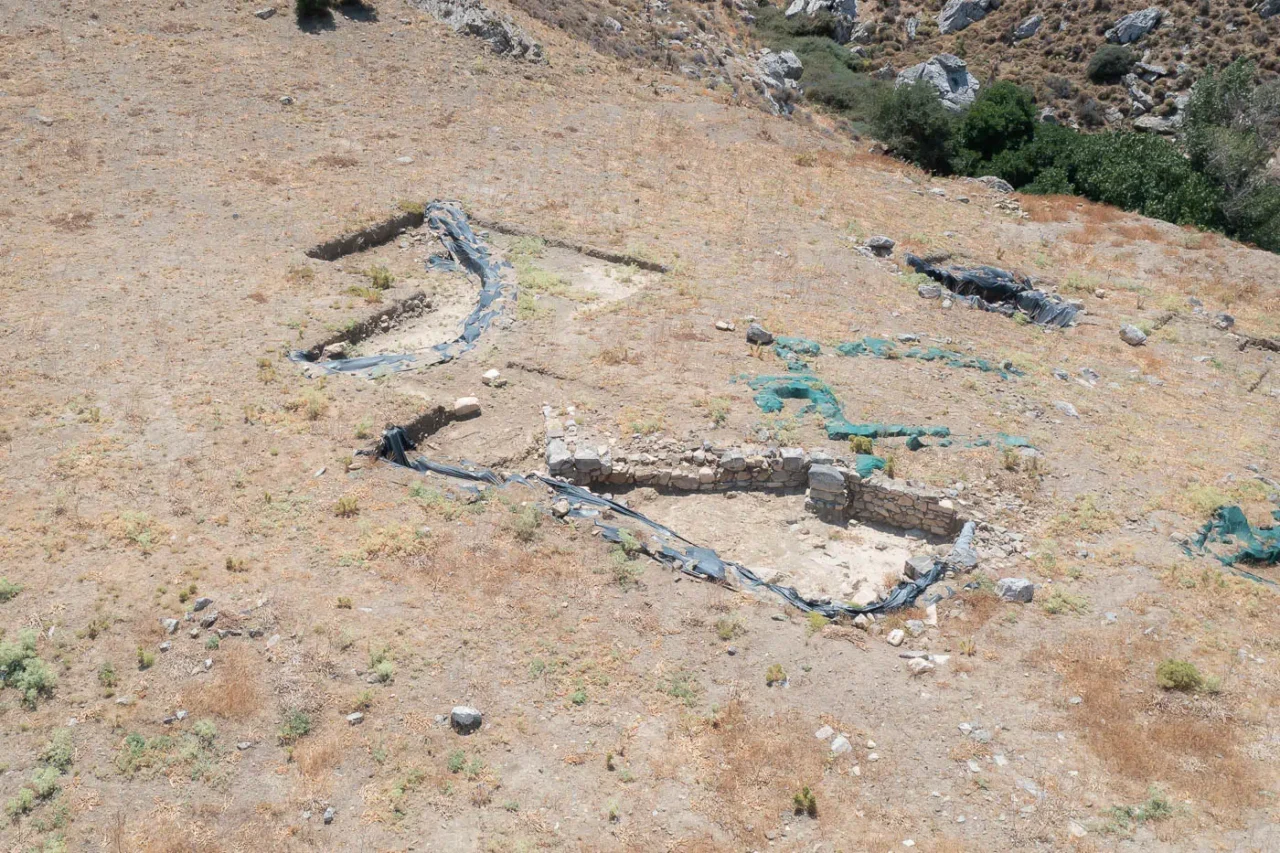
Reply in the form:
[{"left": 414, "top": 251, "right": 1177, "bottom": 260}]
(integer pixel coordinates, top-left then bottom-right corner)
[{"left": 543, "top": 406, "right": 961, "bottom": 538}]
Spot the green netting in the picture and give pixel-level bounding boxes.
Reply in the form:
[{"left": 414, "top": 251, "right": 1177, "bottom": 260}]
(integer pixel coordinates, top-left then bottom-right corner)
[
  {"left": 773, "top": 337, "right": 821, "bottom": 372},
  {"left": 774, "top": 337, "right": 821, "bottom": 356},
  {"left": 744, "top": 374, "right": 951, "bottom": 441},
  {"left": 836, "top": 336, "right": 1022, "bottom": 378},
  {"left": 1188, "top": 505, "right": 1280, "bottom": 568},
  {"left": 854, "top": 454, "right": 887, "bottom": 477}
]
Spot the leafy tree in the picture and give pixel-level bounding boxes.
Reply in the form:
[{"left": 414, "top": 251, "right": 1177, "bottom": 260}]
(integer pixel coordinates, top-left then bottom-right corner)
[
  {"left": 1181, "top": 59, "right": 1280, "bottom": 250},
  {"left": 1087, "top": 45, "right": 1134, "bottom": 84},
  {"left": 871, "top": 81, "right": 957, "bottom": 173},
  {"left": 956, "top": 80, "right": 1037, "bottom": 166}
]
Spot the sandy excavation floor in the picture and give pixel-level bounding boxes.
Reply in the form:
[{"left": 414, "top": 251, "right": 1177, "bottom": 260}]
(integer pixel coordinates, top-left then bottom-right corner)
[
  {"left": 2, "top": 1, "right": 1280, "bottom": 852},
  {"left": 632, "top": 489, "right": 922, "bottom": 605}
]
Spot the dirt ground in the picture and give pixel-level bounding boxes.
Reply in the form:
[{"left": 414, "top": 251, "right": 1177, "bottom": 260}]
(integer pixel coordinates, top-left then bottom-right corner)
[{"left": 2, "top": 2, "right": 1279, "bottom": 851}]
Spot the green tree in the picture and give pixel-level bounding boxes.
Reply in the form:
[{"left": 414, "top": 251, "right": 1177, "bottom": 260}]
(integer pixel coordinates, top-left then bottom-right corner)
[
  {"left": 1086, "top": 45, "right": 1134, "bottom": 84},
  {"left": 956, "top": 80, "right": 1037, "bottom": 167},
  {"left": 1181, "top": 59, "right": 1280, "bottom": 251},
  {"left": 871, "top": 81, "right": 957, "bottom": 173}
]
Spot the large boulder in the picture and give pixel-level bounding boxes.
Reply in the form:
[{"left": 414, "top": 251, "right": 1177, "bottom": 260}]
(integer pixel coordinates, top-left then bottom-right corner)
[
  {"left": 1013, "top": 13, "right": 1042, "bottom": 40},
  {"left": 938, "top": 0, "right": 996, "bottom": 35},
  {"left": 896, "top": 54, "right": 980, "bottom": 112},
  {"left": 786, "top": 0, "right": 859, "bottom": 41},
  {"left": 757, "top": 50, "right": 804, "bottom": 84},
  {"left": 1105, "top": 7, "right": 1163, "bottom": 44}
]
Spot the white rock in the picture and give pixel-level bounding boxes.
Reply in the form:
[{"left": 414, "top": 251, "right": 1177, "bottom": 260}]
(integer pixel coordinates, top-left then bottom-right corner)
[
  {"left": 454, "top": 397, "right": 481, "bottom": 417},
  {"left": 886, "top": 629, "right": 906, "bottom": 647},
  {"left": 815, "top": 725, "right": 835, "bottom": 740},
  {"left": 908, "top": 658, "right": 935, "bottom": 676},
  {"left": 830, "top": 735, "right": 853, "bottom": 755}
]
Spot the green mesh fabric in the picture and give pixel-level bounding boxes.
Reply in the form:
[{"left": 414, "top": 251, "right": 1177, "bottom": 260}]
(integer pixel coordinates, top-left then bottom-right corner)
[
  {"left": 836, "top": 336, "right": 1022, "bottom": 378},
  {"left": 745, "top": 374, "right": 951, "bottom": 441},
  {"left": 1189, "top": 505, "right": 1280, "bottom": 568},
  {"left": 773, "top": 337, "right": 822, "bottom": 372}
]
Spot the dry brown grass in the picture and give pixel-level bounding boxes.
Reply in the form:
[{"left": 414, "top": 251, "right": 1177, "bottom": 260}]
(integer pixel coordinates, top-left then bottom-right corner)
[
  {"left": 295, "top": 729, "right": 347, "bottom": 782},
  {"left": 1114, "top": 222, "right": 1163, "bottom": 242},
  {"left": 1049, "top": 635, "right": 1259, "bottom": 821},
  {"left": 187, "top": 648, "right": 263, "bottom": 720}
]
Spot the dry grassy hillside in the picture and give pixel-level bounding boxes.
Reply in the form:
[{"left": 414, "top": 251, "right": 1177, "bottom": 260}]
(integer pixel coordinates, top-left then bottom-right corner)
[{"left": 1, "top": 1, "right": 1279, "bottom": 851}]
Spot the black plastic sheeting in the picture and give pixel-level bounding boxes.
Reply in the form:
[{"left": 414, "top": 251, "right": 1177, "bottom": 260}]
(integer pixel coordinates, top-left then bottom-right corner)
[
  {"left": 377, "top": 427, "right": 965, "bottom": 616},
  {"left": 291, "top": 202, "right": 516, "bottom": 377},
  {"left": 906, "top": 254, "right": 1079, "bottom": 328}
]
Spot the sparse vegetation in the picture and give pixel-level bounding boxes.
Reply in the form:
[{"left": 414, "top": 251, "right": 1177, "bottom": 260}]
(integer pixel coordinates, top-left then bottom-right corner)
[
  {"left": 278, "top": 711, "right": 312, "bottom": 745},
  {"left": 765, "top": 663, "right": 787, "bottom": 687},
  {"left": 335, "top": 495, "right": 360, "bottom": 517}
]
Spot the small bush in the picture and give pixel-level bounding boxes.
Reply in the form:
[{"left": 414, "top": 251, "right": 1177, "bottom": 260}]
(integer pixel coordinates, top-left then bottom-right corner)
[
  {"left": 336, "top": 596, "right": 353, "bottom": 609},
  {"left": 1087, "top": 45, "right": 1134, "bottom": 84},
  {"left": 569, "top": 689, "right": 587, "bottom": 706},
  {"left": 334, "top": 496, "right": 359, "bottom": 518},
  {"left": 765, "top": 663, "right": 787, "bottom": 686},
  {"left": 136, "top": 647, "right": 155, "bottom": 670},
  {"left": 447, "top": 749, "right": 466, "bottom": 773},
  {"left": 0, "top": 630, "right": 57, "bottom": 708},
  {"left": 510, "top": 504, "right": 541, "bottom": 543},
  {"left": 1155, "top": 659, "right": 1203, "bottom": 692},
  {"left": 0, "top": 577, "right": 21, "bottom": 602},
  {"left": 278, "top": 711, "right": 312, "bottom": 744},
  {"left": 792, "top": 786, "right": 818, "bottom": 817},
  {"left": 364, "top": 265, "right": 394, "bottom": 290},
  {"left": 192, "top": 719, "right": 217, "bottom": 746},
  {"left": 848, "top": 436, "right": 873, "bottom": 455},
  {"left": 98, "top": 662, "right": 117, "bottom": 689},
  {"left": 43, "top": 729, "right": 74, "bottom": 773},
  {"left": 374, "top": 660, "right": 395, "bottom": 683}
]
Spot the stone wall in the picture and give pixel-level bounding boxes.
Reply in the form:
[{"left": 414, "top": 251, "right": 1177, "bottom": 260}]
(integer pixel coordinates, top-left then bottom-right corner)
[{"left": 543, "top": 426, "right": 961, "bottom": 537}]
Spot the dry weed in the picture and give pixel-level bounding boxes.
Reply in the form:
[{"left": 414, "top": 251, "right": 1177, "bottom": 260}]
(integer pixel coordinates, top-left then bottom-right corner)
[{"left": 187, "top": 649, "right": 263, "bottom": 720}]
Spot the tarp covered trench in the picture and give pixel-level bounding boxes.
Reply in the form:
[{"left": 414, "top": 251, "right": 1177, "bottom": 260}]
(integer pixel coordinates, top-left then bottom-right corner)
[
  {"left": 376, "top": 427, "right": 968, "bottom": 616},
  {"left": 1185, "top": 505, "right": 1280, "bottom": 584},
  {"left": 906, "top": 254, "right": 1079, "bottom": 328},
  {"left": 291, "top": 202, "right": 516, "bottom": 377}
]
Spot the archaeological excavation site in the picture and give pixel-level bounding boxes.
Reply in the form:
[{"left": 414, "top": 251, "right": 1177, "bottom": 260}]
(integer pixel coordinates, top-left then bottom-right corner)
[{"left": 3, "top": 0, "right": 1280, "bottom": 850}]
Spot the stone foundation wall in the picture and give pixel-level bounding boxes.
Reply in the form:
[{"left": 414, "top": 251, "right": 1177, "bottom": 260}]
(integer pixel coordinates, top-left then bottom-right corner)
[{"left": 544, "top": 428, "right": 961, "bottom": 536}]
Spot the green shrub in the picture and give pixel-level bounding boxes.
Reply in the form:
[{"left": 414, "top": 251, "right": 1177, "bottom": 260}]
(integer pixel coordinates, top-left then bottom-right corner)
[
  {"left": 871, "top": 81, "right": 957, "bottom": 173},
  {"left": 43, "top": 729, "right": 74, "bottom": 773},
  {"left": 792, "top": 785, "right": 818, "bottom": 817},
  {"left": 0, "top": 577, "right": 21, "bottom": 602},
  {"left": 1087, "top": 45, "right": 1134, "bottom": 84},
  {"left": 136, "top": 646, "right": 155, "bottom": 670},
  {"left": 0, "top": 630, "right": 56, "bottom": 708},
  {"left": 1155, "top": 659, "right": 1203, "bottom": 691},
  {"left": 278, "top": 711, "right": 312, "bottom": 744},
  {"left": 765, "top": 663, "right": 787, "bottom": 686}
]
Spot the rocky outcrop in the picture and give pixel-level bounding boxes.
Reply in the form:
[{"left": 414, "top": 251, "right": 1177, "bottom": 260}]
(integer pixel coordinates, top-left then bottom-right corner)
[
  {"left": 1013, "top": 14, "right": 1042, "bottom": 40},
  {"left": 896, "top": 54, "right": 980, "bottom": 112},
  {"left": 786, "top": 0, "right": 859, "bottom": 42},
  {"left": 938, "top": 0, "right": 996, "bottom": 35},
  {"left": 408, "top": 0, "right": 544, "bottom": 61},
  {"left": 1105, "top": 7, "right": 1163, "bottom": 44},
  {"left": 757, "top": 50, "right": 803, "bottom": 84}
]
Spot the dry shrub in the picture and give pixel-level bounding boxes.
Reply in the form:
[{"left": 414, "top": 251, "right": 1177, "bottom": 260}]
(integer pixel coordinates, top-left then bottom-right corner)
[
  {"left": 188, "top": 649, "right": 263, "bottom": 720},
  {"left": 696, "top": 699, "right": 897, "bottom": 845},
  {"left": 295, "top": 729, "right": 347, "bottom": 782},
  {"left": 1201, "top": 273, "right": 1260, "bottom": 307},
  {"left": 1064, "top": 223, "right": 1106, "bottom": 245},
  {"left": 1050, "top": 636, "right": 1259, "bottom": 820},
  {"left": 1023, "top": 194, "right": 1080, "bottom": 223},
  {"left": 1114, "top": 222, "right": 1163, "bottom": 242}
]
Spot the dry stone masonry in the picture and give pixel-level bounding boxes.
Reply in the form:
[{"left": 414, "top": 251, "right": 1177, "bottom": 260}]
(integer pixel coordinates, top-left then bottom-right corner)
[{"left": 542, "top": 406, "right": 961, "bottom": 537}]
